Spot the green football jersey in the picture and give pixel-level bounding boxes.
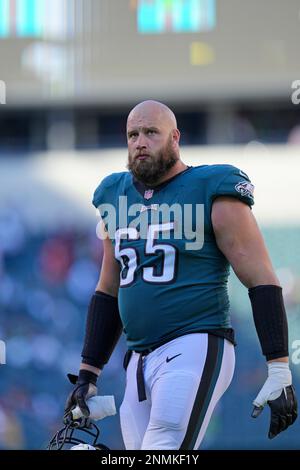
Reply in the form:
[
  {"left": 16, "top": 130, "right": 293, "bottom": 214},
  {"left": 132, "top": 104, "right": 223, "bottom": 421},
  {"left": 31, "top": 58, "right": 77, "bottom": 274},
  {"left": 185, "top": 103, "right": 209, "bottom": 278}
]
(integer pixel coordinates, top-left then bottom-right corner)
[{"left": 93, "top": 164, "right": 254, "bottom": 351}]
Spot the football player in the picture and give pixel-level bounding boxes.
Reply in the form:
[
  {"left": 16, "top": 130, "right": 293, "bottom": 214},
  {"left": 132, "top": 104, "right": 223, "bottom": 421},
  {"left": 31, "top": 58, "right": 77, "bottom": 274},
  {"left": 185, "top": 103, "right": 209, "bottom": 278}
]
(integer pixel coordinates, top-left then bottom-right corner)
[{"left": 64, "top": 100, "right": 297, "bottom": 449}]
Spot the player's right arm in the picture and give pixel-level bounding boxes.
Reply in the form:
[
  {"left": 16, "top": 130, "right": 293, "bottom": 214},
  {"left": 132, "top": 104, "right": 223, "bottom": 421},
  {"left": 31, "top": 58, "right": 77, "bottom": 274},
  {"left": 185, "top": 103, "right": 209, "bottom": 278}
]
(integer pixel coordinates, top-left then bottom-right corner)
[
  {"left": 64, "top": 226, "right": 122, "bottom": 421},
  {"left": 79, "top": 231, "right": 121, "bottom": 378}
]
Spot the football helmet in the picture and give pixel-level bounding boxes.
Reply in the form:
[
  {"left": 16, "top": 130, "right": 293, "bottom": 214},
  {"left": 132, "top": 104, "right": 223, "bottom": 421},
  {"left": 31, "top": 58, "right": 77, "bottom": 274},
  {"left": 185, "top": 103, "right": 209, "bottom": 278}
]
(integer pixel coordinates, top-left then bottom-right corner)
[{"left": 47, "top": 418, "right": 109, "bottom": 450}]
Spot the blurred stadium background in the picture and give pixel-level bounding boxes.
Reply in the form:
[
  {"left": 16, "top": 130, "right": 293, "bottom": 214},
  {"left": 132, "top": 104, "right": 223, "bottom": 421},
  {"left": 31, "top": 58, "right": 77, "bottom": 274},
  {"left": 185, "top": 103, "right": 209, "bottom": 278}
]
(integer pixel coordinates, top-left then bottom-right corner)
[{"left": 0, "top": 0, "right": 300, "bottom": 449}]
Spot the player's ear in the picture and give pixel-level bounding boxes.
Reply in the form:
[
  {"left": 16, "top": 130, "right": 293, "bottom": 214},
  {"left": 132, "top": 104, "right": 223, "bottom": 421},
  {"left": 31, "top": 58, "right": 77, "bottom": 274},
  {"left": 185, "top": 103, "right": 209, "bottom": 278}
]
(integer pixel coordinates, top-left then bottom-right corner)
[{"left": 172, "top": 128, "right": 180, "bottom": 145}]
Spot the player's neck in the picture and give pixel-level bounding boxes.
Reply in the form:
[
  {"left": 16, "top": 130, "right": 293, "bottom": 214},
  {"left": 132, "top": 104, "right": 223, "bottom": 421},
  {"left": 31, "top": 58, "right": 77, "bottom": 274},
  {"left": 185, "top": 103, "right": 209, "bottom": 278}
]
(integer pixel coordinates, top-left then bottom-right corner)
[{"left": 154, "top": 160, "right": 188, "bottom": 186}]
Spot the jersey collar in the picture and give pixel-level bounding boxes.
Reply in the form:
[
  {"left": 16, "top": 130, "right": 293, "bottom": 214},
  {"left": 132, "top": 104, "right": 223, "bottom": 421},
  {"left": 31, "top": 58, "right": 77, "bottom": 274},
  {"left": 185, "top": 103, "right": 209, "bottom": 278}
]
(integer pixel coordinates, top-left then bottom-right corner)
[{"left": 132, "top": 166, "right": 193, "bottom": 199}]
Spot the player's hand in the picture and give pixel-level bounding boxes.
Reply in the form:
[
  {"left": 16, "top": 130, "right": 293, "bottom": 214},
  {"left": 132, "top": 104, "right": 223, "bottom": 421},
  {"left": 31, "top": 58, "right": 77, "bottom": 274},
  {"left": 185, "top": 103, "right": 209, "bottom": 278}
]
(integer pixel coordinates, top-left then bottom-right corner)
[
  {"left": 251, "top": 362, "right": 297, "bottom": 439},
  {"left": 64, "top": 369, "right": 98, "bottom": 424}
]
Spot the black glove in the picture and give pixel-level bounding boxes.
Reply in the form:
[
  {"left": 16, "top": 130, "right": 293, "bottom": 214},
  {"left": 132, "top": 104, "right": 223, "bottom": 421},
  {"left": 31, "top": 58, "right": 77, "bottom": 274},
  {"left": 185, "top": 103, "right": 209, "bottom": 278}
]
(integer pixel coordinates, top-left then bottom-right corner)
[
  {"left": 252, "top": 385, "right": 298, "bottom": 439},
  {"left": 64, "top": 369, "right": 98, "bottom": 424},
  {"left": 251, "top": 362, "right": 298, "bottom": 438}
]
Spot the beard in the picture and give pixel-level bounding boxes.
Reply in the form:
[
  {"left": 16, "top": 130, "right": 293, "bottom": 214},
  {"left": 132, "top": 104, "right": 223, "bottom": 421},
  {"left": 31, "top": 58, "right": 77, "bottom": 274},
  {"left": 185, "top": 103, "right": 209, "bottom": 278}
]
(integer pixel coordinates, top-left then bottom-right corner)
[{"left": 127, "top": 137, "right": 178, "bottom": 186}]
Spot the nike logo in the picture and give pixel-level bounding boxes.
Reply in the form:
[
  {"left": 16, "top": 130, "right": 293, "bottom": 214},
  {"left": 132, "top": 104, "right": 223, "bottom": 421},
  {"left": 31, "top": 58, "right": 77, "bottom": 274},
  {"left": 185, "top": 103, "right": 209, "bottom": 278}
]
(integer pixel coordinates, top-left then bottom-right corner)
[{"left": 166, "top": 353, "right": 182, "bottom": 363}]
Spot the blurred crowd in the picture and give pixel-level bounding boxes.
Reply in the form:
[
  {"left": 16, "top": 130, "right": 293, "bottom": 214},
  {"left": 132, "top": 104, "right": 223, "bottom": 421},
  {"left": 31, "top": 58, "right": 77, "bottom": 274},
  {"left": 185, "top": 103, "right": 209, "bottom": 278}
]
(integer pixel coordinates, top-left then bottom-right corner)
[{"left": 0, "top": 206, "right": 126, "bottom": 449}]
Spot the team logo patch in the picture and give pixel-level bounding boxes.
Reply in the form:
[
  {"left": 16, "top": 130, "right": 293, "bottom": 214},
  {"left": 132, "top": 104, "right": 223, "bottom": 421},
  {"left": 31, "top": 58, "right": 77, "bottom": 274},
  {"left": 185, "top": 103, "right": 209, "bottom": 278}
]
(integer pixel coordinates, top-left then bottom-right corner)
[
  {"left": 235, "top": 181, "right": 254, "bottom": 198},
  {"left": 144, "top": 189, "right": 154, "bottom": 200}
]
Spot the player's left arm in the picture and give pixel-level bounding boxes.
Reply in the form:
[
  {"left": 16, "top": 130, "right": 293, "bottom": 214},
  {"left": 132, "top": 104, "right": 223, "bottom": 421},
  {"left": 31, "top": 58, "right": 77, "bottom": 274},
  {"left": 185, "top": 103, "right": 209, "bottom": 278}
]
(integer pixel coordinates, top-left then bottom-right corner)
[
  {"left": 212, "top": 196, "right": 297, "bottom": 438},
  {"left": 212, "top": 196, "right": 278, "bottom": 288}
]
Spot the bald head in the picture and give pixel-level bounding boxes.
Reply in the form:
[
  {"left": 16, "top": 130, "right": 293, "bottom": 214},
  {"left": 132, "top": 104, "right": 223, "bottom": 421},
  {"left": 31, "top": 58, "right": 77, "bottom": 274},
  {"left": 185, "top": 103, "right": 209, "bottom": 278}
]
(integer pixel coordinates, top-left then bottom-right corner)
[
  {"left": 127, "top": 100, "right": 177, "bottom": 133},
  {"left": 126, "top": 100, "right": 182, "bottom": 186}
]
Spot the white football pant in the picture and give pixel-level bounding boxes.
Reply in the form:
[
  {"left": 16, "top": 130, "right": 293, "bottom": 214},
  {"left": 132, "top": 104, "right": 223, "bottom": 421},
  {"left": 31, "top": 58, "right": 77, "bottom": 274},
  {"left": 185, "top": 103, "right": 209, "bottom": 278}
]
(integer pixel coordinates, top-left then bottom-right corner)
[{"left": 120, "top": 333, "right": 235, "bottom": 450}]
